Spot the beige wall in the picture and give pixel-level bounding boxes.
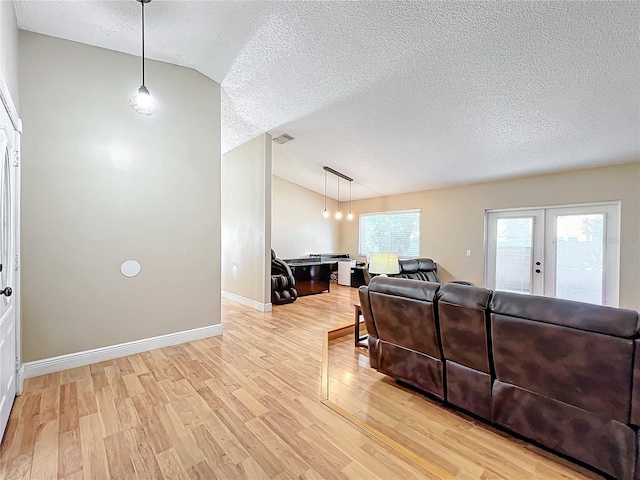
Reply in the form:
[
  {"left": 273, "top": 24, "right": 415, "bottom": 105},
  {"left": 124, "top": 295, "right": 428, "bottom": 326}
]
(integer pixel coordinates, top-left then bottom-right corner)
[
  {"left": 271, "top": 175, "right": 340, "bottom": 259},
  {"left": 221, "top": 134, "right": 272, "bottom": 305},
  {"left": 340, "top": 163, "right": 640, "bottom": 311},
  {"left": 20, "top": 32, "right": 221, "bottom": 362},
  {"left": 1, "top": 0, "right": 19, "bottom": 106}
]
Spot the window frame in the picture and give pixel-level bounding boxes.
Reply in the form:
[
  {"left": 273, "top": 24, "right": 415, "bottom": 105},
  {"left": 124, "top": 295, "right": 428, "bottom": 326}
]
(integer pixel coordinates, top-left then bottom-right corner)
[{"left": 358, "top": 208, "right": 421, "bottom": 258}]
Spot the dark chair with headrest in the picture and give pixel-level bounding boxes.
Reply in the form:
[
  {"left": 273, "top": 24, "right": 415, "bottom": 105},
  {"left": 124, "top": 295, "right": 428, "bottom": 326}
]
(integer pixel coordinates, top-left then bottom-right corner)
[
  {"left": 271, "top": 250, "right": 298, "bottom": 305},
  {"left": 363, "top": 257, "right": 473, "bottom": 286}
]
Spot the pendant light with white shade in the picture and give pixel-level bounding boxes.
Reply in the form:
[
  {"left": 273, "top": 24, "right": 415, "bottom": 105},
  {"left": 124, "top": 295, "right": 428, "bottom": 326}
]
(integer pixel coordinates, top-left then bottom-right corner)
[
  {"left": 322, "top": 166, "right": 355, "bottom": 221},
  {"left": 346, "top": 180, "right": 354, "bottom": 221},
  {"left": 129, "top": 0, "right": 159, "bottom": 115}
]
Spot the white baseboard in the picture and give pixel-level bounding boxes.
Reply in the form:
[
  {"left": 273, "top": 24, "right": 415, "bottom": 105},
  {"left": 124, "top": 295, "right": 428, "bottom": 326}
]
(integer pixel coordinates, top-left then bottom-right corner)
[
  {"left": 21, "top": 324, "right": 223, "bottom": 380},
  {"left": 221, "top": 290, "right": 272, "bottom": 312}
]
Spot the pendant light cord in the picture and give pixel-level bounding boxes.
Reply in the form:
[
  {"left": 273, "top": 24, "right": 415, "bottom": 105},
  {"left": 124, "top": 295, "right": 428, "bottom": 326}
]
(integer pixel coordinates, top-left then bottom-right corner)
[
  {"left": 321, "top": 167, "right": 355, "bottom": 217},
  {"left": 141, "top": 1, "right": 146, "bottom": 86},
  {"left": 324, "top": 171, "right": 327, "bottom": 209}
]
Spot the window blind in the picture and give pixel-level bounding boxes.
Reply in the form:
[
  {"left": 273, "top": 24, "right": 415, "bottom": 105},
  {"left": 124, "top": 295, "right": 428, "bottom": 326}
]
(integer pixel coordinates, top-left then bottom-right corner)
[{"left": 359, "top": 210, "right": 420, "bottom": 257}]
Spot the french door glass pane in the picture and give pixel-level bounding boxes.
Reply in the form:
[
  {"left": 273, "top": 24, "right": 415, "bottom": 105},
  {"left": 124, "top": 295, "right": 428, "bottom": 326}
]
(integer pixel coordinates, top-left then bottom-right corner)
[
  {"left": 555, "top": 214, "right": 604, "bottom": 304},
  {"left": 495, "top": 217, "right": 533, "bottom": 293}
]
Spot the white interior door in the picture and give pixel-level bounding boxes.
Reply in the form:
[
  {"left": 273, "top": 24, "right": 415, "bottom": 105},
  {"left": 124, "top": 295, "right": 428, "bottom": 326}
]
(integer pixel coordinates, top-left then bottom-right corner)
[
  {"left": 486, "top": 203, "right": 620, "bottom": 306},
  {"left": 0, "top": 104, "right": 18, "bottom": 441}
]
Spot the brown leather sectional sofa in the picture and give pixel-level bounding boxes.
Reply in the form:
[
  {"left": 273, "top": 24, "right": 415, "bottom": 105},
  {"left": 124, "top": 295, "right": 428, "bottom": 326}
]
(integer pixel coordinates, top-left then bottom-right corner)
[{"left": 359, "top": 276, "right": 640, "bottom": 479}]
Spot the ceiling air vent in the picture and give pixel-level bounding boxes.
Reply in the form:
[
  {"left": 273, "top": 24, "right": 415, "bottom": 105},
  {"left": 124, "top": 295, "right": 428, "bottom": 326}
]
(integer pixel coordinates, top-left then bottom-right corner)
[{"left": 273, "top": 133, "right": 294, "bottom": 144}]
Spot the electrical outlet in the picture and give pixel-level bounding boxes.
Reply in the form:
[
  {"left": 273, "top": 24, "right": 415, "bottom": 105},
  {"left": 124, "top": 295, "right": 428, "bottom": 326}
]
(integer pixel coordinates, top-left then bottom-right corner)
[{"left": 466, "top": 250, "right": 471, "bottom": 257}]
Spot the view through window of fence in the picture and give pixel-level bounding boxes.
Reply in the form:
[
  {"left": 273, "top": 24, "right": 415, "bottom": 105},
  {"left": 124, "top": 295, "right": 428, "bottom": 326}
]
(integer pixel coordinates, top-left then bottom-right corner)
[{"left": 495, "top": 217, "right": 533, "bottom": 293}]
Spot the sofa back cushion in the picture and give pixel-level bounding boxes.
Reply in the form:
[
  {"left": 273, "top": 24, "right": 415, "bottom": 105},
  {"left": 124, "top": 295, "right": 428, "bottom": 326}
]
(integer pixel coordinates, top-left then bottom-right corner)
[
  {"left": 491, "top": 291, "right": 640, "bottom": 337},
  {"left": 490, "top": 292, "right": 637, "bottom": 423},
  {"left": 437, "top": 283, "right": 493, "bottom": 373},
  {"left": 392, "top": 258, "right": 440, "bottom": 282},
  {"left": 397, "top": 258, "right": 419, "bottom": 274},
  {"left": 367, "top": 277, "right": 441, "bottom": 358}
]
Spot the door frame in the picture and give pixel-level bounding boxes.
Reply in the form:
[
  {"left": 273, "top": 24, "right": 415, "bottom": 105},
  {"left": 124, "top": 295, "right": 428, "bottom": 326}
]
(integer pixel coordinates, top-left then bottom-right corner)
[
  {"left": 0, "top": 69, "right": 22, "bottom": 395},
  {"left": 485, "top": 201, "right": 621, "bottom": 306}
]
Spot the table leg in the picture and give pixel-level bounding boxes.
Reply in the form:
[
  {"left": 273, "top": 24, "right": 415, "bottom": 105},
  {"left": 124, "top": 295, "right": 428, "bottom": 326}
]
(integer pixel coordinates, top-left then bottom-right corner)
[{"left": 354, "top": 304, "right": 368, "bottom": 349}]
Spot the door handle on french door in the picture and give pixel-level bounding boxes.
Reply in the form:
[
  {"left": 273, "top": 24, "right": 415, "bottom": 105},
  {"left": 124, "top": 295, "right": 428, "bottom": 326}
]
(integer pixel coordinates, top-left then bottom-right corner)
[
  {"left": 0, "top": 287, "right": 12, "bottom": 296},
  {"left": 535, "top": 269, "right": 541, "bottom": 274}
]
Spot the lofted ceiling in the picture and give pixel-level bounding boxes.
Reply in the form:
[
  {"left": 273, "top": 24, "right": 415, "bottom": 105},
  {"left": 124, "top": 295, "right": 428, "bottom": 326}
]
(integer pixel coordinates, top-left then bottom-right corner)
[{"left": 15, "top": 1, "right": 640, "bottom": 200}]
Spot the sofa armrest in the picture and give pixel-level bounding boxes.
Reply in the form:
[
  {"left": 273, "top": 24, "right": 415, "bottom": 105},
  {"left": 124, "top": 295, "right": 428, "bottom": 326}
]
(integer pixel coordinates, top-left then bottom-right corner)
[
  {"left": 358, "top": 285, "right": 380, "bottom": 368},
  {"left": 363, "top": 267, "right": 373, "bottom": 285},
  {"left": 632, "top": 339, "right": 640, "bottom": 426},
  {"left": 358, "top": 285, "right": 378, "bottom": 339}
]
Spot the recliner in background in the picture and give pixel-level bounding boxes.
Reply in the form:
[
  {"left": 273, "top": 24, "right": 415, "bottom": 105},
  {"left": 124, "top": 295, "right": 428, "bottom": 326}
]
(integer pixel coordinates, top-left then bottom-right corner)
[
  {"left": 271, "top": 250, "right": 298, "bottom": 305},
  {"left": 364, "top": 257, "right": 474, "bottom": 286}
]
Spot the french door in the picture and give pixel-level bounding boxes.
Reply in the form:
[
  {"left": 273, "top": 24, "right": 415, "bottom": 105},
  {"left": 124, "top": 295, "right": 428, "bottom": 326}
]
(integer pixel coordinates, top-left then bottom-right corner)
[
  {"left": 485, "top": 203, "right": 620, "bottom": 306},
  {"left": 0, "top": 115, "right": 18, "bottom": 441}
]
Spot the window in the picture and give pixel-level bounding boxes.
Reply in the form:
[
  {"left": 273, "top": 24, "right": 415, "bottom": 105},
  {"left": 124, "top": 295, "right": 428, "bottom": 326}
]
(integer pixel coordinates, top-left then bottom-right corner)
[{"left": 359, "top": 210, "right": 420, "bottom": 257}]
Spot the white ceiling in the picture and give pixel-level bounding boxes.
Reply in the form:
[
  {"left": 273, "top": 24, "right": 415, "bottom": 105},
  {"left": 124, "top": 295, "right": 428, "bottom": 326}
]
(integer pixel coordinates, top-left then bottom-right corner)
[{"left": 15, "top": 1, "right": 640, "bottom": 200}]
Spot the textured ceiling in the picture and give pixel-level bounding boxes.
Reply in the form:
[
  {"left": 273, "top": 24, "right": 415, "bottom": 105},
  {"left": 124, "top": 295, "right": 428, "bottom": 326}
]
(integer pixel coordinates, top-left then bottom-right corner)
[{"left": 15, "top": 1, "right": 640, "bottom": 200}]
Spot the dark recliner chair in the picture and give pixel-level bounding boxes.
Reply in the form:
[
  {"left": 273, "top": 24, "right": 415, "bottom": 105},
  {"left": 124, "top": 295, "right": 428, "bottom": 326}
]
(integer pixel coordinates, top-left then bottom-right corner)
[
  {"left": 364, "top": 257, "right": 473, "bottom": 286},
  {"left": 437, "top": 283, "right": 494, "bottom": 418},
  {"left": 271, "top": 250, "right": 298, "bottom": 305}
]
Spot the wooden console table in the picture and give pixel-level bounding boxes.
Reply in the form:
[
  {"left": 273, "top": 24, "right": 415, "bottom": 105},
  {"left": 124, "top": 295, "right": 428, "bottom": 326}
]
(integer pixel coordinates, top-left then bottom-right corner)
[{"left": 287, "top": 261, "right": 331, "bottom": 296}]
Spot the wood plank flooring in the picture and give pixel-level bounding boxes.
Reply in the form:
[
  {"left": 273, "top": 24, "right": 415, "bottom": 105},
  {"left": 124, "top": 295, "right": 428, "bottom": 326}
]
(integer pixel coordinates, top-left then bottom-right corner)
[
  {"left": 326, "top": 335, "right": 602, "bottom": 480},
  {"left": 0, "top": 285, "right": 603, "bottom": 479}
]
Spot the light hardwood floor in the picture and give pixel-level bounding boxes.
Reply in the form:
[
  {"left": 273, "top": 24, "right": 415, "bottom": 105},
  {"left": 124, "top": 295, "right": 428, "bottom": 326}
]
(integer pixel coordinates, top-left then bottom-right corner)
[
  {"left": 327, "top": 337, "right": 601, "bottom": 480},
  {"left": 0, "top": 285, "right": 601, "bottom": 479}
]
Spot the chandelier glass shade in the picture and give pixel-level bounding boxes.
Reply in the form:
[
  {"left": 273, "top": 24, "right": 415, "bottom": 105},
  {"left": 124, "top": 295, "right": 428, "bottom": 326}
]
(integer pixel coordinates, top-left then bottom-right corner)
[{"left": 130, "top": 85, "right": 158, "bottom": 116}]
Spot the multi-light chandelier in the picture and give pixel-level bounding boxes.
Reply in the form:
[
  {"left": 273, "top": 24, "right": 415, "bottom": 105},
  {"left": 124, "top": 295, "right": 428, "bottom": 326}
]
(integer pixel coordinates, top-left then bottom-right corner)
[
  {"left": 322, "top": 166, "right": 354, "bottom": 221},
  {"left": 129, "top": 0, "right": 159, "bottom": 115}
]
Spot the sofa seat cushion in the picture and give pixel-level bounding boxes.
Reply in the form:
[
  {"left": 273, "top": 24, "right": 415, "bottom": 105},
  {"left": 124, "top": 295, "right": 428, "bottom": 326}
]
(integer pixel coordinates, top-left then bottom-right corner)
[
  {"left": 445, "top": 361, "right": 491, "bottom": 418},
  {"left": 378, "top": 340, "right": 444, "bottom": 400}
]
